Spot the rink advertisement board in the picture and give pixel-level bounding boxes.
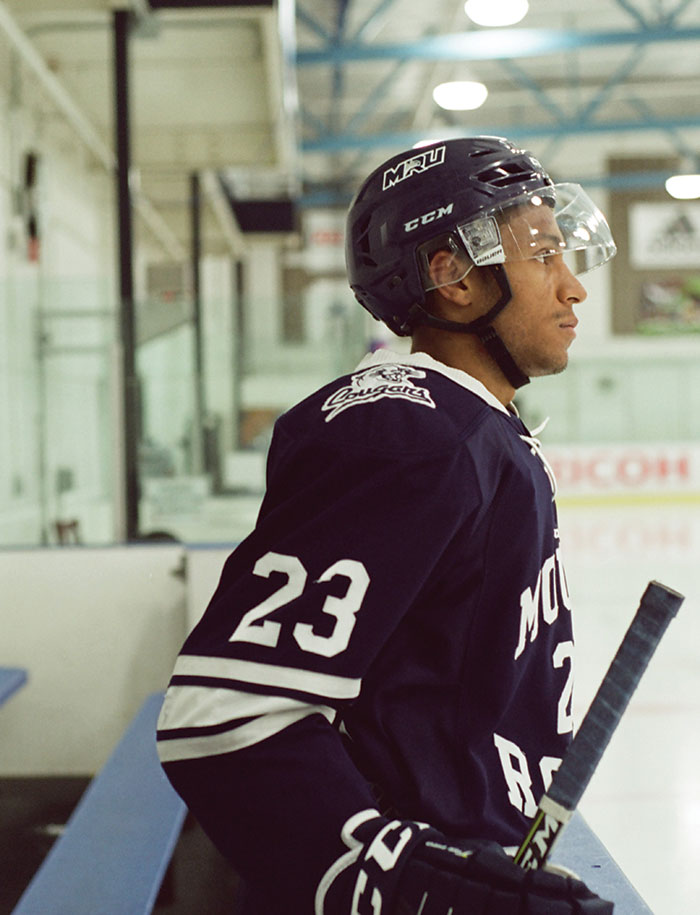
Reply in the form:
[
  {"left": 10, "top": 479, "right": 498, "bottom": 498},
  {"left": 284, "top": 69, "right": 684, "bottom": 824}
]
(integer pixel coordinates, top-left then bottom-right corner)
[
  {"left": 546, "top": 442, "right": 700, "bottom": 497},
  {"left": 629, "top": 202, "right": 700, "bottom": 269}
]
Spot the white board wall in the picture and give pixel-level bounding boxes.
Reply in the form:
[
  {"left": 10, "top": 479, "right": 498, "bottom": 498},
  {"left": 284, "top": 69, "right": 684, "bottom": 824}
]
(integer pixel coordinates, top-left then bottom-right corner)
[{"left": 0, "top": 545, "right": 189, "bottom": 775}]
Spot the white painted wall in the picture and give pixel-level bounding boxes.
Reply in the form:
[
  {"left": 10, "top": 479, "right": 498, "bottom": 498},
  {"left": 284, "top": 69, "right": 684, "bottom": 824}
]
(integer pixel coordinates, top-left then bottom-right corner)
[
  {"left": 185, "top": 545, "right": 234, "bottom": 629},
  {"left": 246, "top": 239, "right": 282, "bottom": 351},
  {"left": 0, "top": 545, "right": 189, "bottom": 776},
  {"left": 0, "top": 542, "right": 241, "bottom": 776}
]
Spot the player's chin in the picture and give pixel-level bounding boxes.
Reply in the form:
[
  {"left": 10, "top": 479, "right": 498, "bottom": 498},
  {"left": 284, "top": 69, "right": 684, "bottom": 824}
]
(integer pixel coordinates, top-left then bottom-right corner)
[{"left": 527, "top": 351, "right": 569, "bottom": 378}]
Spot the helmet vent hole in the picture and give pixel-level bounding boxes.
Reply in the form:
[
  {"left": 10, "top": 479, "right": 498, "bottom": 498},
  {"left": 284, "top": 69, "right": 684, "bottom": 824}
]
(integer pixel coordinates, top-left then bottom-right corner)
[
  {"left": 355, "top": 214, "right": 378, "bottom": 267},
  {"left": 477, "top": 162, "right": 539, "bottom": 188}
]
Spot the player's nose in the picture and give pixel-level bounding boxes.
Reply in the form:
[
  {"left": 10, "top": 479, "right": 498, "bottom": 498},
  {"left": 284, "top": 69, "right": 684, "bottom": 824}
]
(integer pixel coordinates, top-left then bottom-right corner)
[{"left": 559, "top": 262, "right": 587, "bottom": 305}]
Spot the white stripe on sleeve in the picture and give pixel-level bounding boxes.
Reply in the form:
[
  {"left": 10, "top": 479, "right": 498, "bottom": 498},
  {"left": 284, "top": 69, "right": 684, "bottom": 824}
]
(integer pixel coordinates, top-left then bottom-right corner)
[
  {"left": 157, "top": 694, "right": 335, "bottom": 762},
  {"left": 170, "top": 654, "right": 362, "bottom": 701},
  {"left": 157, "top": 684, "right": 331, "bottom": 731}
]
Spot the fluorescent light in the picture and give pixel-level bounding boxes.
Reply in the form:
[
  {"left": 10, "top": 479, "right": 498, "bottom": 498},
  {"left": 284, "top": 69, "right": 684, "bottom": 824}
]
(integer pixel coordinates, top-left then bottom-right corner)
[
  {"left": 432, "top": 80, "right": 488, "bottom": 111},
  {"left": 665, "top": 174, "right": 700, "bottom": 199},
  {"left": 465, "top": 0, "right": 529, "bottom": 27}
]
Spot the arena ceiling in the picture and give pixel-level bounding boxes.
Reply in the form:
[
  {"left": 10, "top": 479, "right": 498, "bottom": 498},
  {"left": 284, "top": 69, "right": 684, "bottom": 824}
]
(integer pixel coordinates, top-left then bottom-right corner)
[{"left": 2, "top": 0, "right": 700, "bottom": 256}]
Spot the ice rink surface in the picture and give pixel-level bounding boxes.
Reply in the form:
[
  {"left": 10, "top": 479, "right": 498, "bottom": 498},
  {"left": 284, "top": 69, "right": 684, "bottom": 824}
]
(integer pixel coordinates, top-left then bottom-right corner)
[{"left": 559, "top": 498, "right": 700, "bottom": 915}]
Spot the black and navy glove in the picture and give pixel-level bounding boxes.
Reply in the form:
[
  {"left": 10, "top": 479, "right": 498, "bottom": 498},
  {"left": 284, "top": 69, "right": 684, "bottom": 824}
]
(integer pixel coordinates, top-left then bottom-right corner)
[
  {"left": 395, "top": 834, "right": 614, "bottom": 914},
  {"left": 317, "top": 811, "right": 613, "bottom": 914}
]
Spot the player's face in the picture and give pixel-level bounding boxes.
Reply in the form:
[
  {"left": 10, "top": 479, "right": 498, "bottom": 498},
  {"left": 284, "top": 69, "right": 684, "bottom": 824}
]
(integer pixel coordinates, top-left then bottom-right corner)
[{"left": 489, "top": 204, "right": 587, "bottom": 378}]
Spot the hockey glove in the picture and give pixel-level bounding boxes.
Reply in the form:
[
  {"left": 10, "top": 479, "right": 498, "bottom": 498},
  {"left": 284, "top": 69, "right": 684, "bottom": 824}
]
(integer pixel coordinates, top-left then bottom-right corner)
[
  {"left": 394, "top": 835, "right": 614, "bottom": 914},
  {"left": 318, "top": 811, "right": 613, "bottom": 915}
]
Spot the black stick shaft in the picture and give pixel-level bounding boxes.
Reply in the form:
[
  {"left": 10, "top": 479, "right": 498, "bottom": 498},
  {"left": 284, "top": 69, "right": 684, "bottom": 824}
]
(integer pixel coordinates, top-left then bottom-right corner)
[{"left": 514, "top": 580, "right": 684, "bottom": 869}]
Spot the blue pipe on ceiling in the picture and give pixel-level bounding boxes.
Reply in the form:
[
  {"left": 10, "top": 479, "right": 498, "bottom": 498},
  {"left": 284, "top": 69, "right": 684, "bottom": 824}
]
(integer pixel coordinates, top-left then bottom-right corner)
[{"left": 297, "top": 25, "right": 700, "bottom": 65}]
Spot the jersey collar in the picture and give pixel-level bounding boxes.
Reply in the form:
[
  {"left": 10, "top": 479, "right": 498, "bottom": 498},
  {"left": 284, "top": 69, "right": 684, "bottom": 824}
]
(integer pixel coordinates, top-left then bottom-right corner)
[{"left": 355, "top": 348, "right": 511, "bottom": 416}]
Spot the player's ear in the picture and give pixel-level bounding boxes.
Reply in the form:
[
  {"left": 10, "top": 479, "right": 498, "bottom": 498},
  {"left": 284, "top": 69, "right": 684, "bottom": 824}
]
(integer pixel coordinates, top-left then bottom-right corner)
[{"left": 428, "top": 250, "right": 473, "bottom": 304}]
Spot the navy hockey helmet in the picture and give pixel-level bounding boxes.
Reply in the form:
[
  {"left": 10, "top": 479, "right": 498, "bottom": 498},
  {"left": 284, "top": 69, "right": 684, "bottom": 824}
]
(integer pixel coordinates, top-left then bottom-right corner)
[
  {"left": 345, "top": 137, "right": 616, "bottom": 369},
  {"left": 345, "top": 136, "right": 554, "bottom": 336}
]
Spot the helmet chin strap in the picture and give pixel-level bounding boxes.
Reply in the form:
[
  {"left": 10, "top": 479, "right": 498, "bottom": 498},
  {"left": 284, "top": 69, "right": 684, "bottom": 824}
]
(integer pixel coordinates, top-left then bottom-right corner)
[
  {"left": 474, "top": 324, "right": 530, "bottom": 390},
  {"left": 408, "top": 264, "right": 530, "bottom": 390},
  {"left": 466, "top": 265, "right": 530, "bottom": 389}
]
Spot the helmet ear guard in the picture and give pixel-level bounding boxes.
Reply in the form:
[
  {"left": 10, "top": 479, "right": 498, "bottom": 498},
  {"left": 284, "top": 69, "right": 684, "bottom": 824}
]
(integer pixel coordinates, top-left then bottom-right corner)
[{"left": 419, "top": 235, "right": 474, "bottom": 291}]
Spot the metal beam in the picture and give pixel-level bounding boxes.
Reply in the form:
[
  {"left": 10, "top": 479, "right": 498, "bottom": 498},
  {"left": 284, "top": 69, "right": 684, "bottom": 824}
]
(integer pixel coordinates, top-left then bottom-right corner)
[
  {"left": 611, "top": 0, "right": 651, "bottom": 30},
  {"left": 297, "top": 3, "right": 332, "bottom": 42},
  {"left": 113, "top": 9, "right": 140, "bottom": 542},
  {"left": 148, "top": 1, "right": 273, "bottom": 7},
  {"left": 329, "top": 0, "right": 351, "bottom": 134},
  {"left": 572, "top": 169, "right": 681, "bottom": 190},
  {"left": 661, "top": 0, "right": 697, "bottom": 26},
  {"left": 302, "top": 114, "right": 700, "bottom": 153},
  {"left": 344, "top": 57, "right": 410, "bottom": 136},
  {"left": 301, "top": 104, "right": 329, "bottom": 137},
  {"left": 300, "top": 168, "right": 696, "bottom": 207},
  {"left": 190, "top": 172, "right": 205, "bottom": 476},
  {"left": 574, "top": 44, "right": 645, "bottom": 125},
  {"left": 498, "top": 59, "right": 568, "bottom": 124},
  {"left": 627, "top": 95, "right": 700, "bottom": 168},
  {"left": 351, "top": 0, "right": 401, "bottom": 42},
  {"left": 296, "top": 25, "right": 700, "bottom": 65}
]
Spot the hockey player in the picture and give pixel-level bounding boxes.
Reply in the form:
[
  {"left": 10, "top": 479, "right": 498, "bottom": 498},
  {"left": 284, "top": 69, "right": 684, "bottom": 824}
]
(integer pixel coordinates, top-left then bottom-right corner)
[{"left": 157, "top": 136, "right": 617, "bottom": 913}]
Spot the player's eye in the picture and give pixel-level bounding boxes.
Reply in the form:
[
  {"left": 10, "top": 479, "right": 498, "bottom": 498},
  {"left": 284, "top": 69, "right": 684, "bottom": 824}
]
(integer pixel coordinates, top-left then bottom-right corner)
[{"left": 533, "top": 248, "right": 560, "bottom": 264}]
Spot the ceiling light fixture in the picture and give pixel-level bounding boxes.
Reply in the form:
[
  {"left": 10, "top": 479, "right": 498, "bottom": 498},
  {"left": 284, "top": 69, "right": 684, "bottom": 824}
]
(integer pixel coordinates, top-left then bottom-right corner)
[
  {"left": 464, "top": 0, "right": 529, "bottom": 27},
  {"left": 432, "top": 80, "right": 488, "bottom": 111},
  {"left": 665, "top": 174, "right": 700, "bottom": 200}
]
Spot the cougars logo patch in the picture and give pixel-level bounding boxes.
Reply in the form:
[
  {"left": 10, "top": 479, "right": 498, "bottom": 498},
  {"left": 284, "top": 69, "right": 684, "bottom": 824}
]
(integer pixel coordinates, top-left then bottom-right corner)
[{"left": 321, "top": 364, "right": 436, "bottom": 422}]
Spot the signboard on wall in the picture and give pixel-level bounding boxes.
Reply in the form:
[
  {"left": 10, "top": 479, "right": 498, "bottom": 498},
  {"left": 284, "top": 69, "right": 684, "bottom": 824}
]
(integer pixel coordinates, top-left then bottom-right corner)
[
  {"left": 302, "top": 209, "right": 346, "bottom": 272},
  {"left": 629, "top": 202, "right": 700, "bottom": 268},
  {"left": 546, "top": 442, "right": 699, "bottom": 497},
  {"left": 637, "top": 276, "right": 700, "bottom": 333}
]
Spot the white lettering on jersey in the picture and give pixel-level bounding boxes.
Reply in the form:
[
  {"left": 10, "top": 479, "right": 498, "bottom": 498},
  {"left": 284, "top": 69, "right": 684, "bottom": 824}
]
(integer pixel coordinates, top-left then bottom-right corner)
[
  {"left": 322, "top": 365, "right": 436, "bottom": 422},
  {"left": 494, "top": 733, "right": 563, "bottom": 819},
  {"left": 539, "top": 755, "right": 562, "bottom": 790},
  {"left": 230, "top": 551, "right": 370, "bottom": 659},
  {"left": 493, "top": 733, "right": 538, "bottom": 817},
  {"left": 552, "top": 640, "right": 575, "bottom": 734},
  {"left": 514, "top": 545, "right": 570, "bottom": 659}
]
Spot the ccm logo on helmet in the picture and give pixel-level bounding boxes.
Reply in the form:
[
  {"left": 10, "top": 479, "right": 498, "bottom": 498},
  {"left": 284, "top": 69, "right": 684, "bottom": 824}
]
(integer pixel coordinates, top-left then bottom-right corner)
[
  {"left": 404, "top": 203, "right": 454, "bottom": 233},
  {"left": 382, "top": 145, "right": 446, "bottom": 190}
]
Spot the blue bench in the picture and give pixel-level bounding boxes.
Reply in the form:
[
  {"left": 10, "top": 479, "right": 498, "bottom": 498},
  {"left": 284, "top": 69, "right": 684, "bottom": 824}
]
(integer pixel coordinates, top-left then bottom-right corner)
[
  {"left": 0, "top": 667, "right": 27, "bottom": 706},
  {"left": 14, "top": 692, "right": 187, "bottom": 915}
]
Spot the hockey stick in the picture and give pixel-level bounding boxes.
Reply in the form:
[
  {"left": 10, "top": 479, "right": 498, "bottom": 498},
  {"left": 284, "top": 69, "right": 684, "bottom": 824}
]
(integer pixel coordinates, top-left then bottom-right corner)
[{"left": 513, "top": 579, "right": 684, "bottom": 870}]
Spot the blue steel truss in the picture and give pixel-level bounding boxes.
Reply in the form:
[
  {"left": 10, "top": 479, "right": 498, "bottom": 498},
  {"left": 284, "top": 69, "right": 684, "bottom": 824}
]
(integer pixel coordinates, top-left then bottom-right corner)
[
  {"left": 295, "top": 0, "right": 700, "bottom": 173},
  {"left": 296, "top": 24, "right": 700, "bottom": 67}
]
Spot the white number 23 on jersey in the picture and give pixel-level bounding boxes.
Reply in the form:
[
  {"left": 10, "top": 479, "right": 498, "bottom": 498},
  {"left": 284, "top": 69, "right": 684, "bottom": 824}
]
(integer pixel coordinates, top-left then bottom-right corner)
[{"left": 229, "top": 551, "right": 370, "bottom": 658}]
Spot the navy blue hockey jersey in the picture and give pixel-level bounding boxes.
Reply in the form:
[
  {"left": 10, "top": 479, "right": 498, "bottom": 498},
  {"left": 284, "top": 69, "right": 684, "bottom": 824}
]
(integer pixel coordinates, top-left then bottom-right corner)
[{"left": 157, "top": 349, "right": 574, "bottom": 912}]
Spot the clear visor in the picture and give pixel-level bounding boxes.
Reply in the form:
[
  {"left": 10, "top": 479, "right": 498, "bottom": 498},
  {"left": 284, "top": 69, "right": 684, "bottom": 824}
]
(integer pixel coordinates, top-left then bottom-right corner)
[{"left": 419, "top": 182, "right": 616, "bottom": 292}]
